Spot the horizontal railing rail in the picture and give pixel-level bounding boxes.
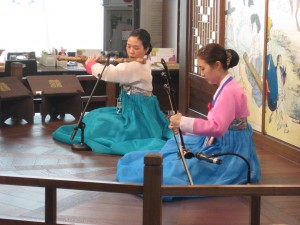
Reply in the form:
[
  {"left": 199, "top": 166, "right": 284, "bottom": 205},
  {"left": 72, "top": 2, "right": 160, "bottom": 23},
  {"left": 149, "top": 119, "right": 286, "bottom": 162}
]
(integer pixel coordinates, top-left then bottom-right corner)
[
  {"left": 0, "top": 153, "right": 300, "bottom": 225},
  {"left": 0, "top": 176, "right": 143, "bottom": 225}
]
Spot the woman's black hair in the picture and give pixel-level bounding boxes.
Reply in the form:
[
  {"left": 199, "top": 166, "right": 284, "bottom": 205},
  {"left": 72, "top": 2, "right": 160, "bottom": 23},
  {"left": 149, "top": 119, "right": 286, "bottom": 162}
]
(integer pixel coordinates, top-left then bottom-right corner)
[
  {"left": 197, "top": 43, "right": 239, "bottom": 70},
  {"left": 129, "top": 28, "right": 153, "bottom": 55}
]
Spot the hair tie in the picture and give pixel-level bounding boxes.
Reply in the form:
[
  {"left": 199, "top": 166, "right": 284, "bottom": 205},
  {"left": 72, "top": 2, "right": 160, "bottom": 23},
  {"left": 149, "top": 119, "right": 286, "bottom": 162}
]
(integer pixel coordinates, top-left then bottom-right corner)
[{"left": 226, "top": 50, "right": 232, "bottom": 67}]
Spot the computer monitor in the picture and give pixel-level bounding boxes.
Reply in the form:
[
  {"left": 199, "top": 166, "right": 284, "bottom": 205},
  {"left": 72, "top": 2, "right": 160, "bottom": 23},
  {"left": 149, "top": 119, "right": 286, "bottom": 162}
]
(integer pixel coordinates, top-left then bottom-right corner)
[{"left": 7, "top": 51, "right": 36, "bottom": 61}]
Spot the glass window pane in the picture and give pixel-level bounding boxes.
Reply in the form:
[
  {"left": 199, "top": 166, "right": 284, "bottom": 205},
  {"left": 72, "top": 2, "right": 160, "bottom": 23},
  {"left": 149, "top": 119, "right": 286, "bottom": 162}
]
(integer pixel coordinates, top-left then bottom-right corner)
[{"left": 0, "top": 0, "right": 103, "bottom": 58}]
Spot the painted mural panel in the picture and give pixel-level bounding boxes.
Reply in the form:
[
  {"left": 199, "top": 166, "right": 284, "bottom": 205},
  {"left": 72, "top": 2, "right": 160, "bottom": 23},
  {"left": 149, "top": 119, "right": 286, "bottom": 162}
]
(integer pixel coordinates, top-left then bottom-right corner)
[
  {"left": 224, "top": 0, "right": 265, "bottom": 132},
  {"left": 265, "top": 0, "right": 300, "bottom": 147}
]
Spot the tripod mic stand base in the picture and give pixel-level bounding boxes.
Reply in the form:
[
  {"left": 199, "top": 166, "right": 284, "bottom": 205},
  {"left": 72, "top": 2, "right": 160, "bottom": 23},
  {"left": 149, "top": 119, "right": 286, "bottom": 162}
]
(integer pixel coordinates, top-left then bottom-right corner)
[{"left": 72, "top": 143, "right": 91, "bottom": 151}]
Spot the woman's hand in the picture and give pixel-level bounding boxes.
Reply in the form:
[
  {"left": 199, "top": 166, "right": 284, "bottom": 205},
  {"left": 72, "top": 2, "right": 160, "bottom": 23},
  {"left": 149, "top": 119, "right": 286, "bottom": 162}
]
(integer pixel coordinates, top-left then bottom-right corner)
[
  {"left": 169, "top": 112, "right": 182, "bottom": 131},
  {"left": 85, "top": 55, "right": 99, "bottom": 67}
]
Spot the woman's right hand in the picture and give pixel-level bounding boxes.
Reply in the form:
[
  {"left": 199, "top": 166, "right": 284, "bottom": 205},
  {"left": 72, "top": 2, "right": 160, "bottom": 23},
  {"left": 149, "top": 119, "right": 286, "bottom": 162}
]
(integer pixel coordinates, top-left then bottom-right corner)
[{"left": 169, "top": 112, "right": 182, "bottom": 131}]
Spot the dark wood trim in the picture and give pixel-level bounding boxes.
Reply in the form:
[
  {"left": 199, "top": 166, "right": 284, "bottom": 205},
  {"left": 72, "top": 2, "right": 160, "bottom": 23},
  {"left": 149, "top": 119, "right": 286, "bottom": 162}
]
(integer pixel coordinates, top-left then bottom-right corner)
[
  {"left": 218, "top": 0, "right": 226, "bottom": 46},
  {"left": 178, "top": 0, "right": 189, "bottom": 113},
  {"left": 133, "top": 0, "right": 140, "bottom": 29},
  {"left": 253, "top": 132, "right": 300, "bottom": 164},
  {"left": 261, "top": 0, "right": 269, "bottom": 133},
  {"left": 177, "top": 0, "right": 180, "bottom": 63}
]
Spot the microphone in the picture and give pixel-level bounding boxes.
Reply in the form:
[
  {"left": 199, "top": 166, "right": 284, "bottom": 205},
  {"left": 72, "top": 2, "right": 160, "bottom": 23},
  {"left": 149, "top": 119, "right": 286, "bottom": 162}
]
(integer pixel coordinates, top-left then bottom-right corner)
[
  {"left": 195, "top": 152, "right": 222, "bottom": 164},
  {"left": 182, "top": 148, "right": 194, "bottom": 159}
]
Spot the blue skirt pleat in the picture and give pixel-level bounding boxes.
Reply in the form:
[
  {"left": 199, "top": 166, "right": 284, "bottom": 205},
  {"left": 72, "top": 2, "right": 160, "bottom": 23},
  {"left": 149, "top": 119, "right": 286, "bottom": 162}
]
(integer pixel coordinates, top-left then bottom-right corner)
[{"left": 116, "top": 125, "right": 261, "bottom": 188}]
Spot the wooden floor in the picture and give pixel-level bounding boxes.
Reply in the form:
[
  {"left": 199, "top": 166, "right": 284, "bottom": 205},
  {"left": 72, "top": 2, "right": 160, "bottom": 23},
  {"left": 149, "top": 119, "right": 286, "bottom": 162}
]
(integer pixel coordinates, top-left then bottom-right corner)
[{"left": 0, "top": 114, "right": 300, "bottom": 225}]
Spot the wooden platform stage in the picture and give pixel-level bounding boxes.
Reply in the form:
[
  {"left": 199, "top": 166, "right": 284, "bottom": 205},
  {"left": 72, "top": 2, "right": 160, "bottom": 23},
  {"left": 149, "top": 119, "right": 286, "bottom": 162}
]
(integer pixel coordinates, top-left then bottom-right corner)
[{"left": 0, "top": 114, "right": 300, "bottom": 225}]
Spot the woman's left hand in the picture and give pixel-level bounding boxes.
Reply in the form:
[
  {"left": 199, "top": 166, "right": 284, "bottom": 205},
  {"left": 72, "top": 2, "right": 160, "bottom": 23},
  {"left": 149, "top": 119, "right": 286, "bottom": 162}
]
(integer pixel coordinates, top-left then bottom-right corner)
[{"left": 85, "top": 55, "right": 99, "bottom": 66}]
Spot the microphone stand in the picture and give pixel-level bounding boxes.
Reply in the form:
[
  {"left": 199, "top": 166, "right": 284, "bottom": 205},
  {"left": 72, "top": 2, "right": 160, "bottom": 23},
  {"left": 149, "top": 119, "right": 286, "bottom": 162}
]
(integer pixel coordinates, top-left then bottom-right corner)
[
  {"left": 160, "top": 58, "right": 194, "bottom": 185},
  {"left": 70, "top": 57, "right": 111, "bottom": 151}
]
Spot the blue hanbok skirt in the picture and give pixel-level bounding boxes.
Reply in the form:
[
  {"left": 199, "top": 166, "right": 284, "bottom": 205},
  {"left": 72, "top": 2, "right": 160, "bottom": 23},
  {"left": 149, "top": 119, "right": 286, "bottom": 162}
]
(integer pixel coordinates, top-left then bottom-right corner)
[
  {"left": 116, "top": 125, "right": 261, "bottom": 188},
  {"left": 52, "top": 91, "right": 173, "bottom": 155}
]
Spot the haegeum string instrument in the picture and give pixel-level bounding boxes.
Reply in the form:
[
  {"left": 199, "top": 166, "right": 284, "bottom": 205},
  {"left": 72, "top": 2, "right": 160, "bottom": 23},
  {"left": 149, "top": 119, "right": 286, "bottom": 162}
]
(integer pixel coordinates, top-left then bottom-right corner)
[
  {"left": 161, "top": 58, "right": 194, "bottom": 185},
  {"left": 57, "top": 55, "right": 147, "bottom": 64}
]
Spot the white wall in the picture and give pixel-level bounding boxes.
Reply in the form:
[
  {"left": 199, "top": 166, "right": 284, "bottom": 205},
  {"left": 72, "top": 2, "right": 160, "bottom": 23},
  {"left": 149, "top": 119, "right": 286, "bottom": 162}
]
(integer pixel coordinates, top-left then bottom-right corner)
[
  {"left": 162, "top": 0, "right": 178, "bottom": 51},
  {"left": 140, "top": 0, "right": 163, "bottom": 47}
]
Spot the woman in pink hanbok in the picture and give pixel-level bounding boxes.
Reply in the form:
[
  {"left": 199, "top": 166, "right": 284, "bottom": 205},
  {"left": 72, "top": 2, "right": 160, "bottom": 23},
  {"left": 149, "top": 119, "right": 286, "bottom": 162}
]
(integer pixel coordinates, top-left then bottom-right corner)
[{"left": 116, "top": 43, "right": 261, "bottom": 195}]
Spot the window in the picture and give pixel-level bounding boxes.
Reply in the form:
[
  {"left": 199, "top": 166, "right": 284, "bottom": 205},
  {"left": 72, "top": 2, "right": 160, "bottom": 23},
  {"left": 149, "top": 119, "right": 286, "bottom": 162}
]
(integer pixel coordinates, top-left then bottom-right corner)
[
  {"left": 0, "top": 0, "right": 103, "bottom": 59},
  {"left": 190, "top": 0, "right": 224, "bottom": 74}
]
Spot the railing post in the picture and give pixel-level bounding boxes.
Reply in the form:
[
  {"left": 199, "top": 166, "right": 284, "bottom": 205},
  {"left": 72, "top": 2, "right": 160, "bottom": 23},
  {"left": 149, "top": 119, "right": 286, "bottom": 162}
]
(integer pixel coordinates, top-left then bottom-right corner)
[
  {"left": 143, "top": 153, "right": 163, "bottom": 225},
  {"left": 250, "top": 196, "right": 261, "bottom": 225},
  {"left": 45, "top": 187, "right": 57, "bottom": 224}
]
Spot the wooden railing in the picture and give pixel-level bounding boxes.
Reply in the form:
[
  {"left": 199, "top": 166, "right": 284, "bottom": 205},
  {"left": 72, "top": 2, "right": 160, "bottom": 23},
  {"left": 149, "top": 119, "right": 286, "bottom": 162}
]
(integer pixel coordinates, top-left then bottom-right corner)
[{"left": 0, "top": 153, "right": 300, "bottom": 225}]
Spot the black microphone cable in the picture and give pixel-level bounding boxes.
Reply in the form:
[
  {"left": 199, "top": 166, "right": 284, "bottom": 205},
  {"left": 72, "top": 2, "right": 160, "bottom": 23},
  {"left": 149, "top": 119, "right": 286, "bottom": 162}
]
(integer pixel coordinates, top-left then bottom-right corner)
[{"left": 195, "top": 151, "right": 252, "bottom": 184}]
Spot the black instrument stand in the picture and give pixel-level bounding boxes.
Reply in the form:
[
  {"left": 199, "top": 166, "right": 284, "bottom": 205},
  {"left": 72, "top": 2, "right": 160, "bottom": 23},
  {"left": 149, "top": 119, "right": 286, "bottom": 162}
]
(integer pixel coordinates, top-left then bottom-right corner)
[{"left": 71, "top": 57, "right": 111, "bottom": 151}]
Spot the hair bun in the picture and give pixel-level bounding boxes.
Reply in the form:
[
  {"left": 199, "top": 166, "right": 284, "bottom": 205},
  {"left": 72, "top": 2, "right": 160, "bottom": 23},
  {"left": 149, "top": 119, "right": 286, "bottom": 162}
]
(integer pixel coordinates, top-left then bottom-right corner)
[{"left": 226, "top": 49, "right": 239, "bottom": 68}]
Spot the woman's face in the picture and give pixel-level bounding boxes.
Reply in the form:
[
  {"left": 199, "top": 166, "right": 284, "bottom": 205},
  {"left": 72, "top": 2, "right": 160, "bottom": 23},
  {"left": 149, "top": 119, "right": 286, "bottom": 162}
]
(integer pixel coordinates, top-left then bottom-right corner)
[
  {"left": 198, "top": 58, "right": 220, "bottom": 84},
  {"left": 126, "top": 36, "right": 149, "bottom": 58}
]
